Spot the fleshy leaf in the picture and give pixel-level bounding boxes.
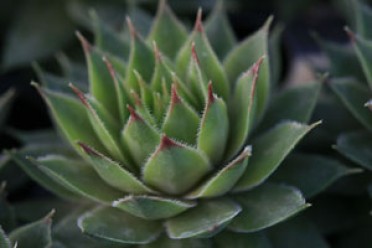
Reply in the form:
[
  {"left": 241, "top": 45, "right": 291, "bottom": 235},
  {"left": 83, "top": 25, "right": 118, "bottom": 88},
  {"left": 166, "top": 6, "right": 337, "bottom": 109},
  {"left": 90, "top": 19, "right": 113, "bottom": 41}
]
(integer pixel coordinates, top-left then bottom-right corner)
[
  {"left": 9, "top": 211, "right": 53, "bottom": 248},
  {"left": 125, "top": 18, "right": 155, "bottom": 92},
  {"left": 258, "top": 81, "right": 321, "bottom": 132},
  {"left": 77, "top": 33, "right": 119, "bottom": 118},
  {"left": 121, "top": 106, "right": 160, "bottom": 168},
  {"left": 78, "top": 206, "right": 162, "bottom": 244},
  {"left": 268, "top": 216, "right": 330, "bottom": 248},
  {"left": 205, "top": 1, "right": 237, "bottom": 60},
  {"left": 336, "top": 131, "right": 372, "bottom": 170},
  {"left": 224, "top": 17, "right": 272, "bottom": 121},
  {"left": 271, "top": 153, "right": 361, "bottom": 198},
  {"left": 225, "top": 58, "right": 262, "bottom": 159},
  {"left": 215, "top": 231, "right": 272, "bottom": 248},
  {"left": 197, "top": 83, "right": 229, "bottom": 164},
  {"left": 150, "top": 44, "right": 174, "bottom": 94},
  {"left": 330, "top": 78, "right": 372, "bottom": 131},
  {"left": 79, "top": 142, "right": 155, "bottom": 194},
  {"left": 143, "top": 135, "right": 211, "bottom": 195},
  {"left": 33, "top": 155, "right": 123, "bottom": 203},
  {"left": 32, "top": 83, "right": 106, "bottom": 155},
  {"left": 187, "top": 146, "right": 251, "bottom": 199},
  {"left": 113, "top": 195, "right": 196, "bottom": 220},
  {"left": 165, "top": 199, "right": 241, "bottom": 239},
  {"left": 162, "top": 85, "right": 200, "bottom": 145},
  {"left": 234, "top": 121, "right": 320, "bottom": 191},
  {"left": 177, "top": 11, "right": 230, "bottom": 101},
  {"left": 147, "top": 0, "right": 187, "bottom": 59},
  {"left": 0, "top": 226, "right": 11, "bottom": 248},
  {"left": 229, "top": 183, "right": 309, "bottom": 232},
  {"left": 140, "top": 235, "right": 211, "bottom": 248}
]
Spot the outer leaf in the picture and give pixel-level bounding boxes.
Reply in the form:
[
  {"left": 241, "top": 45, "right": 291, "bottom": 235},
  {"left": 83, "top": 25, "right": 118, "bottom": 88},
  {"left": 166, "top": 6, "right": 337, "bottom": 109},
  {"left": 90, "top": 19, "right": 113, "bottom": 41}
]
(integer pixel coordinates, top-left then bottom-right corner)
[
  {"left": 205, "top": 1, "right": 237, "bottom": 59},
  {"left": 0, "top": 89, "right": 15, "bottom": 128},
  {"left": 33, "top": 155, "right": 123, "bottom": 203},
  {"left": 229, "top": 183, "right": 309, "bottom": 232},
  {"left": 271, "top": 154, "right": 361, "bottom": 198},
  {"left": 224, "top": 17, "right": 272, "bottom": 121},
  {"left": 330, "top": 78, "right": 372, "bottom": 131},
  {"left": 165, "top": 199, "right": 241, "bottom": 239},
  {"left": 113, "top": 195, "right": 196, "bottom": 220},
  {"left": 143, "top": 135, "right": 211, "bottom": 195},
  {"left": 215, "top": 231, "right": 272, "bottom": 248},
  {"left": 78, "top": 206, "right": 162, "bottom": 244},
  {"left": 140, "top": 235, "right": 211, "bottom": 248},
  {"left": 268, "top": 216, "right": 330, "bottom": 248},
  {"left": 9, "top": 211, "right": 53, "bottom": 248},
  {"left": 258, "top": 81, "right": 321, "bottom": 132},
  {"left": 225, "top": 58, "right": 261, "bottom": 159},
  {"left": 0, "top": 226, "right": 11, "bottom": 248},
  {"left": 234, "top": 121, "right": 320, "bottom": 191},
  {"left": 147, "top": 0, "right": 187, "bottom": 59},
  {"left": 187, "top": 146, "right": 251, "bottom": 199},
  {"left": 79, "top": 143, "right": 155, "bottom": 194},
  {"left": 336, "top": 131, "right": 372, "bottom": 170}
]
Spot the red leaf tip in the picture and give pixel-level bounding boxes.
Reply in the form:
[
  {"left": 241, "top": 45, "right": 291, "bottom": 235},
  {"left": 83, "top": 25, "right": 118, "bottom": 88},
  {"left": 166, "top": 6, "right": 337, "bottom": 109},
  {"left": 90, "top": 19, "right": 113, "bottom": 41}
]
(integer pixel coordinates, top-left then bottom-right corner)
[
  {"left": 253, "top": 56, "right": 265, "bottom": 75},
  {"left": 126, "top": 16, "right": 138, "bottom": 38},
  {"left": 102, "top": 56, "right": 117, "bottom": 82},
  {"left": 191, "top": 43, "right": 200, "bottom": 64},
  {"left": 78, "top": 142, "right": 100, "bottom": 157},
  {"left": 69, "top": 83, "right": 89, "bottom": 107},
  {"left": 171, "top": 84, "right": 181, "bottom": 104},
  {"left": 194, "top": 8, "right": 204, "bottom": 32},
  {"left": 75, "top": 31, "right": 92, "bottom": 54},
  {"left": 159, "top": 134, "right": 180, "bottom": 150},
  {"left": 207, "top": 81, "right": 215, "bottom": 104},
  {"left": 344, "top": 26, "right": 356, "bottom": 43},
  {"left": 127, "top": 105, "right": 143, "bottom": 121}
]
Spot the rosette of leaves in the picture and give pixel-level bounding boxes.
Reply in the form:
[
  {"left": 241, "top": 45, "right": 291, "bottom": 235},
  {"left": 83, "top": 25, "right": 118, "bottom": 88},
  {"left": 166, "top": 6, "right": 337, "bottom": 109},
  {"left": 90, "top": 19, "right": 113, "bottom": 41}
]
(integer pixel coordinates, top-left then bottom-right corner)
[{"left": 16, "top": 1, "right": 322, "bottom": 246}]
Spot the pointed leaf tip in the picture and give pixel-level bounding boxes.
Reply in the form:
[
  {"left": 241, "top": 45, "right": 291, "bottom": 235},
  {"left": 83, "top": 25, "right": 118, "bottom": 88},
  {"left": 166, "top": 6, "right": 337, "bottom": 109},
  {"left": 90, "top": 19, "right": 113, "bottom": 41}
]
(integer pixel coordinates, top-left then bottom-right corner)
[
  {"left": 78, "top": 142, "right": 100, "bottom": 157},
  {"left": 194, "top": 8, "right": 204, "bottom": 32},
  {"left": 344, "top": 26, "right": 356, "bottom": 43},
  {"left": 152, "top": 41, "right": 162, "bottom": 62},
  {"left": 159, "top": 134, "right": 180, "bottom": 150},
  {"left": 191, "top": 42, "right": 200, "bottom": 64},
  {"left": 69, "top": 83, "right": 89, "bottom": 107},
  {"left": 75, "top": 31, "right": 92, "bottom": 54},
  {"left": 171, "top": 84, "right": 181, "bottom": 104},
  {"left": 207, "top": 81, "right": 215, "bottom": 103},
  {"left": 127, "top": 105, "right": 143, "bottom": 121},
  {"left": 126, "top": 16, "right": 138, "bottom": 38}
]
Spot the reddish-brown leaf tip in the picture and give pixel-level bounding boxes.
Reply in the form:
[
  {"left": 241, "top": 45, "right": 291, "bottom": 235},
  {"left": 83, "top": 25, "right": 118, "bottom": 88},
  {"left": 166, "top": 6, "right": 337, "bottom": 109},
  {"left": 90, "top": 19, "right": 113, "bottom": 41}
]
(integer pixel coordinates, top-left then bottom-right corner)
[
  {"left": 75, "top": 31, "right": 92, "bottom": 54},
  {"left": 130, "top": 90, "right": 142, "bottom": 107},
  {"left": 69, "top": 83, "right": 89, "bottom": 108},
  {"left": 194, "top": 8, "right": 204, "bottom": 33},
  {"left": 127, "top": 105, "right": 143, "bottom": 121},
  {"left": 78, "top": 142, "right": 100, "bottom": 157},
  {"left": 252, "top": 56, "right": 265, "bottom": 75},
  {"left": 159, "top": 134, "right": 180, "bottom": 150},
  {"left": 171, "top": 84, "right": 181, "bottom": 104},
  {"left": 152, "top": 41, "right": 162, "bottom": 62},
  {"left": 191, "top": 42, "right": 200, "bottom": 64},
  {"left": 344, "top": 26, "right": 356, "bottom": 43},
  {"left": 207, "top": 81, "right": 215, "bottom": 104},
  {"left": 126, "top": 16, "right": 138, "bottom": 38}
]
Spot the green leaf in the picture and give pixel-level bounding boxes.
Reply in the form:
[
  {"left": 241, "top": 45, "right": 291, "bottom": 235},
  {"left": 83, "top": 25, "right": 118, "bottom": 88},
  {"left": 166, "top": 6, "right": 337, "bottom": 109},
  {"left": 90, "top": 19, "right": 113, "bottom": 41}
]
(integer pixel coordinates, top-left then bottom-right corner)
[
  {"left": 8, "top": 129, "right": 61, "bottom": 145},
  {"left": 140, "top": 235, "right": 211, "bottom": 248},
  {"left": 330, "top": 78, "right": 372, "bottom": 131},
  {"left": 336, "top": 131, "right": 372, "bottom": 170},
  {"left": 267, "top": 216, "right": 330, "bottom": 248},
  {"left": 33, "top": 155, "right": 123, "bottom": 203},
  {"left": 0, "top": 226, "right": 11, "bottom": 248},
  {"left": 9, "top": 211, "right": 53, "bottom": 248},
  {"left": 9, "top": 151, "right": 81, "bottom": 201},
  {"left": 33, "top": 84, "right": 106, "bottom": 156},
  {"left": 225, "top": 57, "right": 262, "bottom": 159},
  {"left": 258, "top": 81, "right": 321, "bottom": 132},
  {"left": 0, "top": 89, "right": 15, "bottom": 128},
  {"left": 0, "top": 184, "right": 16, "bottom": 232},
  {"left": 143, "top": 135, "right": 210, "bottom": 195},
  {"left": 234, "top": 121, "right": 319, "bottom": 191},
  {"left": 165, "top": 199, "right": 241, "bottom": 239},
  {"left": 113, "top": 195, "right": 196, "bottom": 220},
  {"left": 79, "top": 142, "right": 155, "bottom": 194},
  {"left": 78, "top": 206, "right": 162, "bottom": 244},
  {"left": 215, "top": 231, "right": 272, "bottom": 248},
  {"left": 162, "top": 86, "right": 200, "bottom": 145},
  {"left": 197, "top": 83, "right": 229, "bottom": 164},
  {"left": 205, "top": 1, "right": 237, "bottom": 60},
  {"left": 271, "top": 154, "right": 361, "bottom": 198},
  {"left": 187, "top": 146, "right": 251, "bottom": 199},
  {"left": 147, "top": 0, "right": 187, "bottom": 59},
  {"left": 229, "top": 183, "right": 309, "bottom": 232},
  {"left": 77, "top": 34, "right": 120, "bottom": 118},
  {"left": 121, "top": 106, "right": 160, "bottom": 168},
  {"left": 354, "top": 0, "right": 372, "bottom": 40},
  {"left": 1, "top": 0, "right": 74, "bottom": 70},
  {"left": 177, "top": 12, "right": 230, "bottom": 101},
  {"left": 269, "top": 24, "right": 284, "bottom": 86},
  {"left": 224, "top": 17, "right": 272, "bottom": 121}
]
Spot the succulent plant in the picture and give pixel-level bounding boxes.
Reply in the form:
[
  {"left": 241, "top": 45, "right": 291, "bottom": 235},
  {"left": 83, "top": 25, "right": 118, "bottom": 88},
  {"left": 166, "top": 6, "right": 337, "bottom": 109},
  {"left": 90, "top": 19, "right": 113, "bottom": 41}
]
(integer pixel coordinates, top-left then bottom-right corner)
[{"left": 11, "top": 1, "right": 325, "bottom": 246}]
